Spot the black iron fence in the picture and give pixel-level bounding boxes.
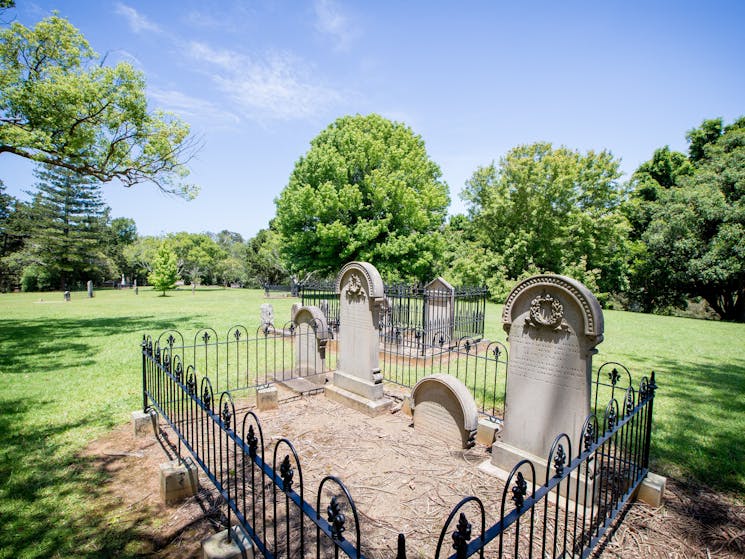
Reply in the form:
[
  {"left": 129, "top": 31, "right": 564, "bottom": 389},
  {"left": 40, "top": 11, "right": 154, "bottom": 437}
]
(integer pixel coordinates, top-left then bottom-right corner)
[
  {"left": 300, "top": 281, "right": 488, "bottom": 342},
  {"left": 142, "top": 336, "right": 371, "bottom": 558},
  {"left": 263, "top": 283, "right": 299, "bottom": 297},
  {"left": 141, "top": 332, "right": 657, "bottom": 559},
  {"left": 142, "top": 323, "right": 332, "bottom": 400},
  {"left": 434, "top": 372, "right": 657, "bottom": 559},
  {"left": 382, "top": 331, "right": 508, "bottom": 420}
]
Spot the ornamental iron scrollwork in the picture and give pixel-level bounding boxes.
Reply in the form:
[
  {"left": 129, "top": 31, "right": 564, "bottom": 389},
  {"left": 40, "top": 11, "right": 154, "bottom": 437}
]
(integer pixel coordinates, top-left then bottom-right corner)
[
  {"left": 247, "top": 425, "right": 258, "bottom": 458},
  {"left": 554, "top": 444, "right": 567, "bottom": 477},
  {"left": 280, "top": 455, "right": 294, "bottom": 491},
  {"left": 327, "top": 496, "right": 346, "bottom": 541},
  {"left": 511, "top": 472, "right": 528, "bottom": 509},
  {"left": 222, "top": 401, "right": 232, "bottom": 427},
  {"left": 451, "top": 512, "right": 472, "bottom": 558}
]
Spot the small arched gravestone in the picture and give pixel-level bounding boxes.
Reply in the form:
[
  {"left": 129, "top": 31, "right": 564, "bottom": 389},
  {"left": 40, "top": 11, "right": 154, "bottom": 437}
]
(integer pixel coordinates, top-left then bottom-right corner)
[
  {"left": 412, "top": 374, "right": 479, "bottom": 449},
  {"left": 291, "top": 305, "right": 329, "bottom": 376}
]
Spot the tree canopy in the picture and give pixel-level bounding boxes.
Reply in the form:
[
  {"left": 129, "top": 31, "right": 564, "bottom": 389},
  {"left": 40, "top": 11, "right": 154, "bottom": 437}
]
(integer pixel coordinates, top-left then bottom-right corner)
[
  {"left": 460, "top": 142, "right": 630, "bottom": 297},
  {"left": 0, "top": 14, "right": 198, "bottom": 198},
  {"left": 148, "top": 242, "right": 178, "bottom": 296},
  {"left": 630, "top": 117, "right": 745, "bottom": 321},
  {"left": 274, "top": 114, "right": 450, "bottom": 282}
]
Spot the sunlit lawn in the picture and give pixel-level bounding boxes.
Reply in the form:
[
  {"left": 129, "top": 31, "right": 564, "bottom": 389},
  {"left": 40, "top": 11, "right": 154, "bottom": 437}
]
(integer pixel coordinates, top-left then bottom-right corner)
[{"left": 1, "top": 287, "right": 744, "bottom": 557}]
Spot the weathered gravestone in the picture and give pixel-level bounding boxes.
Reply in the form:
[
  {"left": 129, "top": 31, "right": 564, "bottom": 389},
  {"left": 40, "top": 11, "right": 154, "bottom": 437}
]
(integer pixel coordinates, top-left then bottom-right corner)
[
  {"left": 325, "top": 262, "right": 393, "bottom": 416},
  {"left": 491, "top": 274, "right": 604, "bottom": 475},
  {"left": 412, "top": 374, "right": 478, "bottom": 449},
  {"left": 424, "top": 277, "right": 455, "bottom": 342},
  {"left": 87, "top": 280, "right": 93, "bottom": 298},
  {"left": 260, "top": 303, "right": 274, "bottom": 329},
  {"left": 292, "top": 305, "right": 329, "bottom": 377}
]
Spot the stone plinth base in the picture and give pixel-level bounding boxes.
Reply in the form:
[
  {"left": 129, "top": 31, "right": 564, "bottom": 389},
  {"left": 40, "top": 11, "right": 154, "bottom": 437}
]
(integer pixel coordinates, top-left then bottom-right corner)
[
  {"left": 325, "top": 384, "right": 392, "bottom": 417},
  {"left": 256, "top": 386, "right": 278, "bottom": 411},
  {"left": 476, "top": 417, "right": 502, "bottom": 447},
  {"left": 132, "top": 410, "right": 157, "bottom": 437},
  {"left": 332, "top": 371, "right": 384, "bottom": 401},
  {"left": 160, "top": 458, "right": 198, "bottom": 505},
  {"left": 634, "top": 472, "right": 666, "bottom": 507},
  {"left": 202, "top": 526, "right": 254, "bottom": 559}
]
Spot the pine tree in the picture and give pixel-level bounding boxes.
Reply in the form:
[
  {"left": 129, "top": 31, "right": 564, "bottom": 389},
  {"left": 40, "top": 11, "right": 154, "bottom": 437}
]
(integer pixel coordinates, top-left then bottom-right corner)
[
  {"left": 148, "top": 242, "right": 178, "bottom": 296},
  {"left": 24, "top": 164, "right": 109, "bottom": 290}
]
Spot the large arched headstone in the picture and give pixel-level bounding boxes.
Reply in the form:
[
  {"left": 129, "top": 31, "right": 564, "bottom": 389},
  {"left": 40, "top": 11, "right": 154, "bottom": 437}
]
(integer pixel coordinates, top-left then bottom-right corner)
[
  {"left": 325, "top": 262, "right": 393, "bottom": 415},
  {"left": 491, "top": 274, "right": 604, "bottom": 471}
]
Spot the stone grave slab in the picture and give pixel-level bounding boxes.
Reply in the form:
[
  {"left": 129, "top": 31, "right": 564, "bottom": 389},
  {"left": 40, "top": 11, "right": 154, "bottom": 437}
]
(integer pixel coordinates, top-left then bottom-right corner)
[
  {"left": 325, "top": 261, "right": 392, "bottom": 416},
  {"left": 412, "top": 374, "right": 478, "bottom": 449},
  {"left": 491, "top": 274, "right": 604, "bottom": 474}
]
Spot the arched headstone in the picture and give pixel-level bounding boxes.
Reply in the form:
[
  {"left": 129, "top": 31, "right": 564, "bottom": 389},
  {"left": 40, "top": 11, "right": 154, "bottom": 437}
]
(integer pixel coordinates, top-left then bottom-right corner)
[
  {"left": 325, "top": 262, "right": 393, "bottom": 415},
  {"left": 412, "top": 374, "right": 478, "bottom": 449},
  {"left": 491, "top": 274, "right": 604, "bottom": 471},
  {"left": 292, "top": 305, "right": 329, "bottom": 376}
]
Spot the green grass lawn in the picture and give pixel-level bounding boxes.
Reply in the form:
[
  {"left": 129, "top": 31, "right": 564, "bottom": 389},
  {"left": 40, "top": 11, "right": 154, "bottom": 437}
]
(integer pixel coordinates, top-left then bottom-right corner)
[{"left": 1, "top": 287, "right": 744, "bottom": 558}]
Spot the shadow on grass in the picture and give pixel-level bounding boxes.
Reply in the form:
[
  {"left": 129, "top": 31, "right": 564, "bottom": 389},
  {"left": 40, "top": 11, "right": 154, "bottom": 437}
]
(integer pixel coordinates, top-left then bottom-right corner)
[
  {"left": 607, "top": 353, "right": 745, "bottom": 494},
  {"left": 0, "top": 399, "right": 214, "bottom": 559},
  {"left": 0, "top": 316, "right": 180, "bottom": 374},
  {"left": 0, "top": 399, "right": 162, "bottom": 558}
]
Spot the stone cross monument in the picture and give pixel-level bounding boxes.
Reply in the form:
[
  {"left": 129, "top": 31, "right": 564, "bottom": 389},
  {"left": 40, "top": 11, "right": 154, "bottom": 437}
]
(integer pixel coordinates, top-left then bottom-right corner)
[
  {"left": 325, "top": 261, "right": 393, "bottom": 416},
  {"left": 491, "top": 274, "right": 604, "bottom": 475}
]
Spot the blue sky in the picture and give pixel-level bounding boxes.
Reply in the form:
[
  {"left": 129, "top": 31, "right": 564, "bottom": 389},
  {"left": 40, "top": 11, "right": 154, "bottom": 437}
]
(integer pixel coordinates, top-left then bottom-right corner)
[{"left": 2, "top": 1, "right": 743, "bottom": 239}]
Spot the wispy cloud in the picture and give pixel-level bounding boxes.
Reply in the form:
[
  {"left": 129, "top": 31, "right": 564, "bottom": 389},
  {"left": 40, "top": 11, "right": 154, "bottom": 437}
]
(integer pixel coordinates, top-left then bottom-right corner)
[
  {"left": 313, "top": 0, "right": 355, "bottom": 51},
  {"left": 115, "top": 3, "right": 161, "bottom": 34},
  {"left": 188, "top": 41, "right": 343, "bottom": 121},
  {"left": 149, "top": 88, "right": 241, "bottom": 127}
]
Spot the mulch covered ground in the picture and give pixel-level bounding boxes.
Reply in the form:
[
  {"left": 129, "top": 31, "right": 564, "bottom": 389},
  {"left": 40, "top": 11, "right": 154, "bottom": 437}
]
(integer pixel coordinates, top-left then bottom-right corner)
[{"left": 82, "top": 390, "right": 745, "bottom": 558}]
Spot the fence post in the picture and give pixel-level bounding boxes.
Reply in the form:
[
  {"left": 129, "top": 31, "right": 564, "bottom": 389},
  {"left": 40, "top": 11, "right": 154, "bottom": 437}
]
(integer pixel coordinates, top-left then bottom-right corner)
[
  {"left": 643, "top": 371, "right": 657, "bottom": 468},
  {"left": 141, "top": 335, "right": 148, "bottom": 412}
]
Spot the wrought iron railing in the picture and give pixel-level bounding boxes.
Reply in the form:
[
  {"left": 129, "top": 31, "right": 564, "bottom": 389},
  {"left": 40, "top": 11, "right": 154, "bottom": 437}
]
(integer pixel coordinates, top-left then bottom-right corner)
[
  {"left": 433, "top": 372, "right": 657, "bottom": 559},
  {"left": 381, "top": 332, "right": 508, "bottom": 420},
  {"left": 300, "top": 281, "right": 488, "bottom": 341},
  {"left": 142, "top": 332, "right": 656, "bottom": 559},
  {"left": 144, "top": 323, "right": 332, "bottom": 398},
  {"left": 142, "top": 335, "right": 378, "bottom": 559}
]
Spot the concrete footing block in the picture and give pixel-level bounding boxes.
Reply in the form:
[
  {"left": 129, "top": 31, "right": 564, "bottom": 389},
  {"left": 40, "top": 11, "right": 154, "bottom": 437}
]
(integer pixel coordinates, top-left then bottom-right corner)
[
  {"left": 202, "top": 526, "right": 254, "bottom": 559},
  {"left": 160, "top": 457, "right": 199, "bottom": 505},
  {"left": 475, "top": 417, "right": 502, "bottom": 447},
  {"left": 257, "top": 385, "right": 278, "bottom": 411},
  {"left": 401, "top": 396, "right": 414, "bottom": 417},
  {"left": 635, "top": 471, "right": 666, "bottom": 507},
  {"left": 132, "top": 409, "right": 157, "bottom": 437}
]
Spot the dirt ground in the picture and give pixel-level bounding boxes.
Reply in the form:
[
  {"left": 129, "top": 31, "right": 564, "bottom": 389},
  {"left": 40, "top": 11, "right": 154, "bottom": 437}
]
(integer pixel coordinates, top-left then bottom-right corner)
[{"left": 82, "top": 389, "right": 745, "bottom": 558}]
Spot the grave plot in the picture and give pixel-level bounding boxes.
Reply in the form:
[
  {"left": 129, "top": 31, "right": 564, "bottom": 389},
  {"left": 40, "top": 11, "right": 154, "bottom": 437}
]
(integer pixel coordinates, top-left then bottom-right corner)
[{"left": 139, "top": 263, "right": 661, "bottom": 559}]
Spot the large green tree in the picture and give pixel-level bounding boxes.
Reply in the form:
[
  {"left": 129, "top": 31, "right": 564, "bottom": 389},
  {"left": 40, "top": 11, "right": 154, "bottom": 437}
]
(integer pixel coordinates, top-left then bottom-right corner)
[
  {"left": 18, "top": 164, "right": 111, "bottom": 290},
  {"left": 461, "top": 142, "right": 630, "bottom": 297},
  {"left": 0, "top": 14, "right": 198, "bottom": 197},
  {"left": 274, "top": 114, "right": 450, "bottom": 282},
  {"left": 632, "top": 117, "right": 745, "bottom": 321}
]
